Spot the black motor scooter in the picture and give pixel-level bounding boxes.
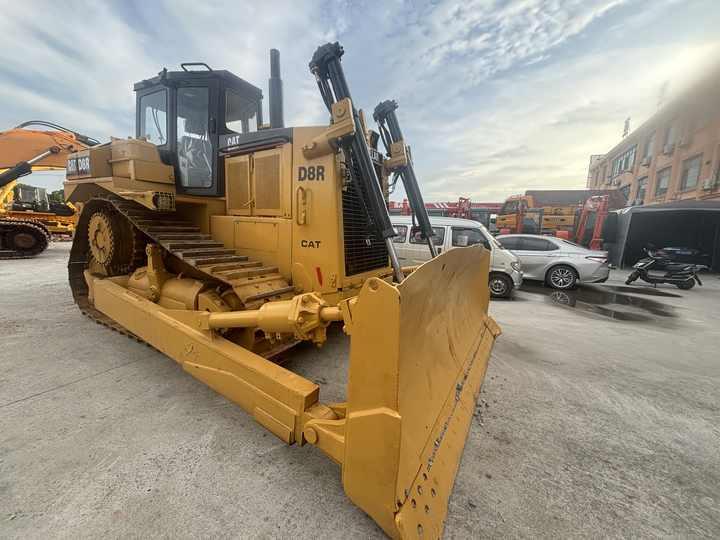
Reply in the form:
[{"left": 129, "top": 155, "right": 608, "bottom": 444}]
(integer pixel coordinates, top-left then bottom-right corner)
[{"left": 626, "top": 246, "right": 706, "bottom": 289}]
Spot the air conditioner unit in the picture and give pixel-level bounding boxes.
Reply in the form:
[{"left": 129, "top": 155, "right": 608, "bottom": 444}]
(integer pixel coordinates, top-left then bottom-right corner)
[
  {"left": 641, "top": 156, "right": 651, "bottom": 167},
  {"left": 703, "top": 177, "right": 715, "bottom": 191},
  {"left": 663, "top": 143, "right": 675, "bottom": 155}
]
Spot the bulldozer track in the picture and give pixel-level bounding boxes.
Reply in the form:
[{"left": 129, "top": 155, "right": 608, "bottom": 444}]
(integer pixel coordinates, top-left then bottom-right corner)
[
  {"left": 69, "top": 193, "right": 296, "bottom": 352},
  {"left": 0, "top": 218, "right": 51, "bottom": 259}
]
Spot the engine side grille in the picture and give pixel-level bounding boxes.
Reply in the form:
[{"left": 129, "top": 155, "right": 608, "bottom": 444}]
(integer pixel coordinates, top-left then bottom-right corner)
[{"left": 342, "top": 164, "right": 389, "bottom": 277}]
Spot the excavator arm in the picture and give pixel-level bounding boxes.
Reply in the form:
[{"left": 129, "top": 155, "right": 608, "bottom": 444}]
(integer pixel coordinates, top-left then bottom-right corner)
[
  {"left": 0, "top": 122, "right": 97, "bottom": 258},
  {"left": 0, "top": 147, "right": 61, "bottom": 188},
  {"left": 0, "top": 121, "right": 97, "bottom": 200}
]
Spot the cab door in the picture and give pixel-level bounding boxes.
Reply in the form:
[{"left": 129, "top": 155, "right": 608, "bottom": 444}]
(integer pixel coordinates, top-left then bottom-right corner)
[
  {"left": 513, "top": 236, "right": 559, "bottom": 279},
  {"left": 174, "top": 79, "right": 221, "bottom": 196}
]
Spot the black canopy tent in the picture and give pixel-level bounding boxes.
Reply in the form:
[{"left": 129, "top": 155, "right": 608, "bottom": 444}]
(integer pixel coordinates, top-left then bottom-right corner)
[{"left": 604, "top": 200, "right": 720, "bottom": 270}]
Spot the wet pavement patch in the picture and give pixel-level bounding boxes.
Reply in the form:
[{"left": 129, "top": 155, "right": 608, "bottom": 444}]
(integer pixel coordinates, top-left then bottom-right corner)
[
  {"left": 519, "top": 283, "right": 677, "bottom": 322},
  {"left": 600, "top": 284, "right": 682, "bottom": 298}
]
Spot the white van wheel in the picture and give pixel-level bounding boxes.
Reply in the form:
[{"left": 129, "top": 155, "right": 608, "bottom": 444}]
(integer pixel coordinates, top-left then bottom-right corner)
[{"left": 489, "top": 273, "right": 512, "bottom": 298}]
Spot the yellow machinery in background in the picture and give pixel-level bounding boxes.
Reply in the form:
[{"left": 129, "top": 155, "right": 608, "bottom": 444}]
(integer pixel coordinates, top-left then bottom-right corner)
[
  {"left": 64, "top": 44, "right": 500, "bottom": 538},
  {"left": 0, "top": 122, "right": 95, "bottom": 258}
]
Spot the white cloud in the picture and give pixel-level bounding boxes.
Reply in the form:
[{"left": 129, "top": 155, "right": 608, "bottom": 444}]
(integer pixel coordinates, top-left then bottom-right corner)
[{"left": 1, "top": 0, "right": 718, "bottom": 201}]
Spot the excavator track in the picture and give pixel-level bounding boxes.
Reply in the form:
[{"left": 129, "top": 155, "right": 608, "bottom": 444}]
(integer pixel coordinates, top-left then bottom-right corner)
[
  {"left": 69, "top": 194, "right": 296, "bottom": 352},
  {"left": 0, "top": 218, "right": 50, "bottom": 259}
]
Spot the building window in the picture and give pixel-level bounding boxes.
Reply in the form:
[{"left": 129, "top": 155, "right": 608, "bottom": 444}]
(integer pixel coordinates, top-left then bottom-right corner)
[
  {"left": 680, "top": 154, "right": 702, "bottom": 191},
  {"left": 619, "top": 184, "right": 631, "bottom": 201},
  {"left": 611, "top": 146, "right": 636, "bottom": 177},
  {"left": 664, "top": 122, "right": 677, "bottom": 148},
  {"left": 636, "top": 177, "right": 647, "bottom": 203},
  {"left": 655, "top": 167, "right": 671, "bottom": 197},
  {"left": 643, "top": 132, "right": 655, "bottom": 160}
]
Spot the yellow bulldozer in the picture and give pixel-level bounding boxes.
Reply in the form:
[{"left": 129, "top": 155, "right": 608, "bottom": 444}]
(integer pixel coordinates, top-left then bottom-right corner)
[{"left": 64, "top": 43, "right": 500, "bottom": 538}]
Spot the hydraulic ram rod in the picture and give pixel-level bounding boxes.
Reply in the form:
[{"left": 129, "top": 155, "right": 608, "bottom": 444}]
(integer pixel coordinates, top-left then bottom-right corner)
[
  {"left": 374, "top": 100, "right": 437, "bottom": 258},
  {"left": 309, "top": 43, "right": 404, "bottom": 282},
  {"left": 0, "top": 147, "right": 59, "bottom": 188}
]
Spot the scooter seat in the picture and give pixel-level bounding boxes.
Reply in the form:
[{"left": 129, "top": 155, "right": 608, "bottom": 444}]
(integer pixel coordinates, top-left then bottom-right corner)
[{"left": 663, "top": 262, "right": 693, "bottom": 272}]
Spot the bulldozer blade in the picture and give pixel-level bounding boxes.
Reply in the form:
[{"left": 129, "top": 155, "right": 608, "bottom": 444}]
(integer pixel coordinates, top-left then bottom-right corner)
[{"left": 341, "top": 246, "right": 500, "bottom": 538}]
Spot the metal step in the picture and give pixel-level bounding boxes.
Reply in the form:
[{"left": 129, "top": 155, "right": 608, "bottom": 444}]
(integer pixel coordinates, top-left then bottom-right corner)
[
  {"left": 164, "top": 240, "right": 224, "bottom": 250},
  {"left": 155, "top": 233, "right": 212, "bottom": 241},
  {"left": 137, "top": 219, "right": 193, "bottom": 228},
  {"left": 186, "top": 254, "right": 249, "bottom": 266},
  {"left": 219, "top": 266, "right": 280, "bottom": 280},
  {"left": 147, "top": 225, "right": 201, "bottom": 233},
  {"left": 197, "top": 260, "right": 258, "bottom": 273},
  {"left": 176, "top": 247, "right": 237, "bottom": 258}
]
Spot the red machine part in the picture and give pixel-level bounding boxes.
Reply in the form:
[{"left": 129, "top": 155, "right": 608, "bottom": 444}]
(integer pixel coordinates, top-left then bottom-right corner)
[
  {"left": 449, "top": 197, "right": 472, "bottom": 219},
  {"left": 574, "top": 195, "right": 609, "bottom": 249}
]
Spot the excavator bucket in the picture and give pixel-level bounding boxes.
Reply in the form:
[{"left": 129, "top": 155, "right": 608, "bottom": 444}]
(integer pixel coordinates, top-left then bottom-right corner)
[{"left": 341, "top": 245, "right": 500, "bottom": 538}]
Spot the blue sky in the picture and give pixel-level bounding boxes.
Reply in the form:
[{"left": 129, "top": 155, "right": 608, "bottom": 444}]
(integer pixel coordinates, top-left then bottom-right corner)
[{"left": 2, "top": 0, "right": 718, "bottom": 200}]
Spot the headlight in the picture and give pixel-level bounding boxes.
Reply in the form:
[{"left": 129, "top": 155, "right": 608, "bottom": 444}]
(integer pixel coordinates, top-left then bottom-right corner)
[{"left": 510, "top": 261, "right": 521, "bottom": 271}]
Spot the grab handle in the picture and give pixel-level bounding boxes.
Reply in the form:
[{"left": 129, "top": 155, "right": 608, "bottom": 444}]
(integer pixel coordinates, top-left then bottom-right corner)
[{"left": 296, "top": 187, "right": 309, "bottom": 225}]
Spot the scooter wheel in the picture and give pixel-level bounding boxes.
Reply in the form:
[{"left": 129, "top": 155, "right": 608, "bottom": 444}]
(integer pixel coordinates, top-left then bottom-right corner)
[
  {"left": 625, "top": 271, "right": 639, "bottom": 285},
  {"left": 676, "top": 279, "right": 695, "bottom": 290}
]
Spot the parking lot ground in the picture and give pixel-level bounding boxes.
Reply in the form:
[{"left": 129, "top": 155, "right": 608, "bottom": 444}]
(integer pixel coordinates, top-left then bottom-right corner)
[{"left": 1, "top": 243, "right": 719, "bottom": 538}]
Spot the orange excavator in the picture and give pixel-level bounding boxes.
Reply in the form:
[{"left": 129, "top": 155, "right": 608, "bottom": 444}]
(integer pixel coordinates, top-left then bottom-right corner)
[{"left": 0, "top": 121, "right": 97, "bottom": 258}]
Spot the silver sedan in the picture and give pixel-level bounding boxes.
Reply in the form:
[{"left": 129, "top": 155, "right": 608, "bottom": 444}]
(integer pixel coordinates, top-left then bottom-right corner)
[{"left": 496, "top": 234, "right": 610, "bottom": 289}]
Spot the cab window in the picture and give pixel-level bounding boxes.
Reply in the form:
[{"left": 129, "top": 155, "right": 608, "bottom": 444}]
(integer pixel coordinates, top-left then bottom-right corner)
[
  {"left": 452, "top": 227, "right": 488, "bottom": 248},
  {"left": 392, "top": 225, "right": 408, "bottom": 243},
  {"left": 176, "top": 87, "right": 212, "bottom": 188},
  {"left": 226, "top": 89, "right": 258, "bottom": 133},
  {"left": 501, "top": 200, "right": 518, "bottom": 213},
  {"left": 409, "top": 226, "right": 445, "bottom": 246},
  {"left": 139, "top": 90, "right": 167, "bottom": 145}
]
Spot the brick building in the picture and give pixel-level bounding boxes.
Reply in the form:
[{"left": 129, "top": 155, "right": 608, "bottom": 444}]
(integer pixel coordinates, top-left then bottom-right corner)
[
  {"left": 587, "top": 67, "right": 720, "bottom": 270},
  {"left": 587, "top": 67, "right": 720, "bottom": 205}
]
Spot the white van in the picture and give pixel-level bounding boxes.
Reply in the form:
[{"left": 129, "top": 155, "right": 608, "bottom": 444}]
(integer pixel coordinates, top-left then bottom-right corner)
[{"left": 390, "top": 215, "right": 523, "bottom": 298}]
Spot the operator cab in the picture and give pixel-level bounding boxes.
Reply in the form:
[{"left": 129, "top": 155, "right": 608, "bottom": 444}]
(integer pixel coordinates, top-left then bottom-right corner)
[{"left": 134, "top": 63, "right": 264, "bottom": 197}]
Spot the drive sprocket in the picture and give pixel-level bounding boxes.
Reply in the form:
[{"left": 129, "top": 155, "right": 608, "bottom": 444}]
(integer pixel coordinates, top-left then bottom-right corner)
[{"left": 85, "top": 206, "right": 144, "bottom": 276}]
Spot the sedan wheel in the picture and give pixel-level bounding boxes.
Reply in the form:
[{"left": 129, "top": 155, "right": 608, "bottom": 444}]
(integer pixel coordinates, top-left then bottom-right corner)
[{"left": 547, "top": 265, "right": 577, "bottom": 290}]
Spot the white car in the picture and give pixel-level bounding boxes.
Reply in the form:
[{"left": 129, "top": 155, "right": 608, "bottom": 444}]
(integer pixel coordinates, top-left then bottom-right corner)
[
  {"left": 496, "top": 234, "right": 609, "bottom": 289},
  {"left": 390, "top": 215, "right": 523, "bottom": 298}
]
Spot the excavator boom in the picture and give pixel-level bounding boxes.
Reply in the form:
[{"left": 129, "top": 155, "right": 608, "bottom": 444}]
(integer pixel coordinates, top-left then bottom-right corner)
[{"left": 0, "top": 122, "right": 95, "bottom": 258}]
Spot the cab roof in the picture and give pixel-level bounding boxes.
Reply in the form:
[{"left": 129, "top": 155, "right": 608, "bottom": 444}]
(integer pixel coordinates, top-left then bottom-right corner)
[{"left": 134, "top": 68, "right": 263, "bottom": 101}]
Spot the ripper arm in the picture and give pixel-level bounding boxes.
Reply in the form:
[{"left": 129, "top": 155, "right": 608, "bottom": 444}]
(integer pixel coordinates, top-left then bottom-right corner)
[
  {"left": 309, "top": 43, "right": 405, "bottom": 282},
  {"left": 373, "top": 100, "right": 437, "bottom": 257}
]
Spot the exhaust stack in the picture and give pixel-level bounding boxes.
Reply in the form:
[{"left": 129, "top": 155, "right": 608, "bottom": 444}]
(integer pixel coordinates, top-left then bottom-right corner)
[{"left": 269, "top": 49, "right": 284, "bottom": 128}]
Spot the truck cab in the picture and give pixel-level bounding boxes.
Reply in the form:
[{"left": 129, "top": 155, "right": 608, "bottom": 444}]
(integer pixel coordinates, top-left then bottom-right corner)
[{"left": 390, "top": 215, "right": 523, "bottom": 298}]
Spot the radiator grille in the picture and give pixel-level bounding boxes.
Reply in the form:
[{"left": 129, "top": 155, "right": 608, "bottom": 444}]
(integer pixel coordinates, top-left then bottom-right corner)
[
  {"left": 342, "top": 161, "right": 389, "bottom": 276},
  {"left": 226, "top": 158, "right": 251, "bottom": 213},
  {"left": 254, "top": 152, "right": 281, "bottom": 212}
]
